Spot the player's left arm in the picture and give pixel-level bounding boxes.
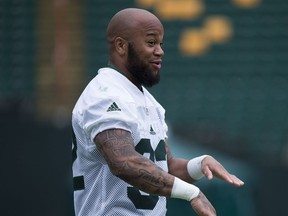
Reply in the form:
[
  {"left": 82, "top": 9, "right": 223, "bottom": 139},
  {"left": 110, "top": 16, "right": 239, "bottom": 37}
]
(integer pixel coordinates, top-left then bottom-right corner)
[{"left": 165, "top": 139, "right": 245, "bottom": 187}]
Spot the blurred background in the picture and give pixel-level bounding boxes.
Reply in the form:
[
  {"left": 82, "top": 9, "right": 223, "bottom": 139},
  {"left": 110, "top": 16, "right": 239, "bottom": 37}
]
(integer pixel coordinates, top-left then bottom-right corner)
[{"left": 1, "top": 0, "right": 288, "bottom": 215}]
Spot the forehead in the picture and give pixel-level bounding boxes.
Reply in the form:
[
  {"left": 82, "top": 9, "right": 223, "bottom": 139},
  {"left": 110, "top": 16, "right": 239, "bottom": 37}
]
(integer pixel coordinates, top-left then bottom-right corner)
[
  {"left": 136, "top": 19, "right": 164, "bottom": 38},
  {"left": 144, "top": 20, "right": 163, "bottom": 34}
]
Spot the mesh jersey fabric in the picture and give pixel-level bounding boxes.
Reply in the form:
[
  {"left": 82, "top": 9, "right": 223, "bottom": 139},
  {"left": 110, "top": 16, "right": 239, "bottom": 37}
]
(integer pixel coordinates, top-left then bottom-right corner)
[{"left": 72, "top": 67, "right": 169, "bottom": 216}]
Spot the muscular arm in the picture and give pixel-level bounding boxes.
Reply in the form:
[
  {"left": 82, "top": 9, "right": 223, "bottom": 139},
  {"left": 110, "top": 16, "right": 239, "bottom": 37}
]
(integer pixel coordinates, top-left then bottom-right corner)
[
  {"left": 95, "top": 129, "right": 218, "bottom": 216},
  {"left": 94, "top": 129, "right": 175, "bottom": 196}
]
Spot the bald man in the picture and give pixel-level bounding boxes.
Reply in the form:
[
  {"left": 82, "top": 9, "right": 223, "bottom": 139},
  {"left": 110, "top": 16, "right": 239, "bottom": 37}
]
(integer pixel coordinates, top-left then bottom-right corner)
[{"left": 71, "top": 8, "right": 244, "bottom": 216}]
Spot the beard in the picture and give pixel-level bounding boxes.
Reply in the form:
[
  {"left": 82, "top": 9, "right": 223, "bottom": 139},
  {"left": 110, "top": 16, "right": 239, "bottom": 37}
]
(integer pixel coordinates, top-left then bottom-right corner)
[{"left": 126, "top": 43, "right": 160, "bottom": 88}]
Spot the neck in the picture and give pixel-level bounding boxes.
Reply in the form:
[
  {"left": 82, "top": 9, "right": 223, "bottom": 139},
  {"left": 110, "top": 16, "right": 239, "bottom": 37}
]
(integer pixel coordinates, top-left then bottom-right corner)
[{"left": 107, "top": 62, "right": 143, "bottom": 92}]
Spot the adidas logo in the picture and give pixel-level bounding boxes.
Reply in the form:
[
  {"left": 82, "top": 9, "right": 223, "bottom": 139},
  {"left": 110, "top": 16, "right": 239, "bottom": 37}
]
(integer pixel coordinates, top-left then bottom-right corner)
[
  {"left": 107, "top": 102, "right": 121, "bottom": 112},
  {"left": 150, "top": 126, "right": 156, "bottom": 135}
]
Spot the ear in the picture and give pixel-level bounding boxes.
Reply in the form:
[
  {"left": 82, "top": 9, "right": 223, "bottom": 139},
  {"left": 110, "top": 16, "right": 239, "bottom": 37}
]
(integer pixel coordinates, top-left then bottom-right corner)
[{"left": 114, "top": 37, "right": 127, "bottom": 56}]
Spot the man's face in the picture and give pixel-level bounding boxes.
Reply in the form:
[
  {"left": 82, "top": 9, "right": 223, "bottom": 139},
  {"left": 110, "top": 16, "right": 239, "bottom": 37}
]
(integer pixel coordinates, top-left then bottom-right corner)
[{"left": 125, "top": 25, "right": 164, "bottom": 88}]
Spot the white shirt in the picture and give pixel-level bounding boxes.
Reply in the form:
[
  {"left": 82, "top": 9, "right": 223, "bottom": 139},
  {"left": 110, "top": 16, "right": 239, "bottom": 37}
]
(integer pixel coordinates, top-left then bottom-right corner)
[{"left": 72, "top": 67, "right": 169, "bottom": 216}]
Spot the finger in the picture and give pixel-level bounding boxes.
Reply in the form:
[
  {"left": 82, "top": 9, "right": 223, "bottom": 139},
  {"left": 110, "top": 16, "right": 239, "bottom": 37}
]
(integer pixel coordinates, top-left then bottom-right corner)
[
  {"left": 220, "top": 173, "right": 244, "bottom": 186},
  {"left": 213, "top": 169, "right": 234, "bottom": 184},
  {"left": 230, "top": 175, "right": 245, "bottom": 187},
  {"left": 203, "top": 166, "right": 214, "bottom": 180},
  {"left": 220, "top": 174, "right": 234, "bottom": 184}
]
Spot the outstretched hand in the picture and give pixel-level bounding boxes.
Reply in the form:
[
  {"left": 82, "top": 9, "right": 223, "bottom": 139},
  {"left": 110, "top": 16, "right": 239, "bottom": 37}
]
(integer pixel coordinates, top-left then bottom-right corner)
[{"left": 201, "top": 156, "right": 245, "bottom": 187}]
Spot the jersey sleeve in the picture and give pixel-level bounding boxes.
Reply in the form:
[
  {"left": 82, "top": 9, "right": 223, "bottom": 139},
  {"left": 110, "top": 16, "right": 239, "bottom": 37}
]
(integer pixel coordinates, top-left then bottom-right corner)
[{"left": 81, "top": 95, "right": 139, "bottom": 143}]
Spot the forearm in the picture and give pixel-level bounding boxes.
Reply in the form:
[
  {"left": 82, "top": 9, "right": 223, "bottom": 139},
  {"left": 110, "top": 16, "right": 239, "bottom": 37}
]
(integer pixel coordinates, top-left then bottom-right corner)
[
  {"left": 95, "top": 129, "right": 174, "bottom": 197},
  {"left": 110, "top": 148, "right": 200, "bottom": 202},
  {"left": 113, "top": 151, "right": 175, "bottom": 196},
  {"left": 168, "top": 157, "right": 197, "bottom": 183}
]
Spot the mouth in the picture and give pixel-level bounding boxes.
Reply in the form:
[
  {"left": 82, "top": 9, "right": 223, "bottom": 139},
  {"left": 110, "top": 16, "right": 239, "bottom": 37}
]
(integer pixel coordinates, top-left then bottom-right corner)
[{"left": 151, "top": 60, "right": 162, "bottom": 70}]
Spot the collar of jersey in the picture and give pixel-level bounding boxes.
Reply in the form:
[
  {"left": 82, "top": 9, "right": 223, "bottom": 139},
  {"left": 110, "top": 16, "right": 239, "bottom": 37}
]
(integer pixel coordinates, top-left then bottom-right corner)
[{"left": 107, "top": 63, "right": 144, "bottom": 93}]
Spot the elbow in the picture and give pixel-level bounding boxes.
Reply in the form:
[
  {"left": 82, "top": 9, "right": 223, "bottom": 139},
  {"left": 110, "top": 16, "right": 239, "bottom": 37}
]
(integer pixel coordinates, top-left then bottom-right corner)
[
  {"left": 109, "top": 165, "right": 123, "bottom": 177},
  {"left": 107, "top": 158, "right": 132, "bottom": 178}
]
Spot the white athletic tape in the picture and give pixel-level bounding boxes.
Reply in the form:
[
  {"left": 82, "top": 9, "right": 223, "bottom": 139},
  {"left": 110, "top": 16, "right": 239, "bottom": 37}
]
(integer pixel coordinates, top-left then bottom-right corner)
[
  {"left": 187, "top": 155, "right": 208, "bottom": 180},
  {"left": 171, "top": 177, "right": 200, "bottom": 201}
]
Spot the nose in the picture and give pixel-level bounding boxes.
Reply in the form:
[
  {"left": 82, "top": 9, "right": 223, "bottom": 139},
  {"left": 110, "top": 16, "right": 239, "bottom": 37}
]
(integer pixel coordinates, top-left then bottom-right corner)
[{"left": 154, "top": 44, "right": 164, "bottom": 56}]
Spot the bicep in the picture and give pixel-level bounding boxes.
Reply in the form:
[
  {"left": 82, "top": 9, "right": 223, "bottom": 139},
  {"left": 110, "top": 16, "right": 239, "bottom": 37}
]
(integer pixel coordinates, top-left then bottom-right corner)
[{"left": 94, "top": 129, "right": 136, "bottom": 173}]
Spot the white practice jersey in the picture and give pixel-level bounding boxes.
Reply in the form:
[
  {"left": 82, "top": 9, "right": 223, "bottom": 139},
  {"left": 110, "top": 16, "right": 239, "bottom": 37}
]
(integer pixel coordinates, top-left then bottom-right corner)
[{"left": 72, "top": 67, "right": 169, "bottom": 216}]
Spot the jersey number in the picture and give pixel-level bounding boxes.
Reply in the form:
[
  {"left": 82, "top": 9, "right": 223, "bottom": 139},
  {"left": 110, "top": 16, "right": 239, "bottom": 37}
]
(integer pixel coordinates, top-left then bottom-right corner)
[
  {"left": 72, "top": 128, "right": 85, "bottom": 191},
  {"left": 127, "top": 139, "right": 166, "bottom": 210}
]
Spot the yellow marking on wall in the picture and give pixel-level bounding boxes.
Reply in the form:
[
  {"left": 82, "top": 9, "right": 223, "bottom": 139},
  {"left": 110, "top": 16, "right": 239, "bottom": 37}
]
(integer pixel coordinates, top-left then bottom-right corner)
[
  {"left": 136, "top": 0, "right": 157, "bottom": 8},
  {"left": 179, "top": 29, "right": 210, "bottom": 55},
  {"left": 179, "top": 16, "right": 233, "bottom": 55},
  {"left": 155, "top": 0, "right": 204, "bottom": 20},
  {"left": 232, "top": 0, "right": 261, "bottom": 8},
  {"left": 136, "top": 0, "right": 204, "bottom": 20},
  {"left": 204, "top": 16, "right": 233, "bottom": 43}
]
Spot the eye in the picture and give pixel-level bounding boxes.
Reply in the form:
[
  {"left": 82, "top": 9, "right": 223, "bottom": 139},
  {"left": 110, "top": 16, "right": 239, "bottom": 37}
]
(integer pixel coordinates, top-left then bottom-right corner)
[{"left": 148, "top": 40, "right": 156, "bottom": 46}]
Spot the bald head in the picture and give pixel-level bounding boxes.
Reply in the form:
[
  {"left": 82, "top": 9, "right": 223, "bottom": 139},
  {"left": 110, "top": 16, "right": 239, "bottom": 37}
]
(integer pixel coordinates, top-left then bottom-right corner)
[
  {"left": 106, "top": 8, "right": 164, "bottom": 88},
  {"left": 106, "top": 8, "right": 162, "bottom": 43}
]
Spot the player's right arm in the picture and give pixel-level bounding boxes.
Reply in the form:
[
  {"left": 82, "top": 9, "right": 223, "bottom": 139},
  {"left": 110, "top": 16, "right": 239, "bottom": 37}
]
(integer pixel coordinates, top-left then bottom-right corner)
[
  {"left": 94, "top": 128, "right": 174, "bottom": 197},
  {"left": 94, "top": 128, "right": 216, "bottom": 216}
]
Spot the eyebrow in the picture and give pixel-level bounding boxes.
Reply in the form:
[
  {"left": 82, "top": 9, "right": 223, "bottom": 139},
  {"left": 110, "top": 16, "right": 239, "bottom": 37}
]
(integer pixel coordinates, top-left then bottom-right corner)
[{"left": 146, "top": 31, "right": 161, "bottom": 37}]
